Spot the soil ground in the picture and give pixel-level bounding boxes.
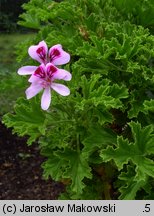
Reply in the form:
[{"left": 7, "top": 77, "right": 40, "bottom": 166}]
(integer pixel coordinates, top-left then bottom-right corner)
[{"left": 0, "top": 122, "right": 64, "bottom": 200}]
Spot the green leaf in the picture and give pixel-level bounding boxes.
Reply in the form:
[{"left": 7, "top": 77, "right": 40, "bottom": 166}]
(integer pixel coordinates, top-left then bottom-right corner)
[
  {"left": 128, "top": 101, "right": 145, "bottom": 118},
  {"left": 6, "top": 0, "right": 154, "bottom": 200},
  {"left": 108, "top": 83, "right": 128, "bottom": 99},
  {"left": 76, "top": 76, "right": 128, "bottom": 111},
  {"left": 43, "top": 148, "right": 92, "bottom": 195},
  {"left": 42, "top": 153, "right": 66, "bottom": 181},
  {"left": 94, "top": 108, "right": 113, "bottom": 125},
  {"left": 2, "top": 97, "right": 46, "bottom": 145},
  {"left": 101, "top": 122, "right": 154, "bottom": 181},
  {"left": 18, "top": 13, "right": 40, "bottom": 29},
  {"left": 119, "top": 165, "right": 146, "bottom": 200},
  {"left": 144, "top": 99, "right": 154, "bottom": 112},
  {"left": 101, "top": 136, "right": 131, "bottom": 169},
  {"left": 82, "top": 126, "right": 117, "bottom": 160},
  {"left": 130, "top": 121, "right": 154, "bottom": 155},
  {"left": 114, "top": 0, "right": 154, "bottom": 33},
  {"left": 56, "top": 148, "right": 92, "bottom": 195}
]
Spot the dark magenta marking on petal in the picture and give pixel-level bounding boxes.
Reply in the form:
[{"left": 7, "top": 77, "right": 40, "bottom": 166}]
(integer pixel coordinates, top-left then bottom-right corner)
[
  {"left": 47, "top": 65, "right": 57, "bottom": 78},
  {"left": 34, "top": 66, "right": 46, "bottom": 78},
  {"left": 36, "top": 46, "right": 46, "bottom": 61},
  {"left": 49, "top": 49, "right": 60, "bottom": 62}
]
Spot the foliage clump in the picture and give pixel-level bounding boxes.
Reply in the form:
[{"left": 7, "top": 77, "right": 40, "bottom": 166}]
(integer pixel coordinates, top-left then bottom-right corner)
[{"left": 3, "top": 0, "right": 154, "bottom": 199}]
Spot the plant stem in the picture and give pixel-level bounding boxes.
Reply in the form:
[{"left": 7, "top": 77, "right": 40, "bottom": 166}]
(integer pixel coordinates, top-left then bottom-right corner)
[
  {"left": 94, "top": 164, "right": 111, "bottom": 200},
  {"left": 103, "top": 181, "right": 111, "bottom": 200}
]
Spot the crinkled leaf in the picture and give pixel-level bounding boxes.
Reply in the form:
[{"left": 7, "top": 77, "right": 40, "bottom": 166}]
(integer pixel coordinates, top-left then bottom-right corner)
[
  {"left": 2, "top": 97, "right": 46, "bottom": 145},
  {"left": 119, "top": 165, "right": 146, "bottom": 200},
  {"left": 128, "top": 101, "right": 145, "bottom": 118},
  {"left": 101, "top": 122, "right": 154, "bottom": 181},
  {"left": 144, "top": 99, "right": 154, "bottom": 112},
  {"left": 56, "top": 149, "right": 92, "bottom": 195},
  {"left": 76, "top": 76, "right": 128, "bottom": 111},
  {"left": 82, "top": 126, "right": 117, "bottom": 160},
  {"left": 5, "top": 0, "right": 154, "bottom": 200},
  {"left": 42, "top": 153, "right": 66, "bottom": 181},
  {"left": 43, "top": 148, "right": 92, "bottom": 195},
  {"left": 18, "top": 13, "right": 40, "bottom": 29},
  {"left": 94, "top": 108, "right": 113, "bottom": 125}
]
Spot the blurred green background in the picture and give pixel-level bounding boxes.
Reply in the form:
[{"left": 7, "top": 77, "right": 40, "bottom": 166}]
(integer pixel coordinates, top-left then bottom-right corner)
[
  {"left": 0, "top": 0, "right": 35, "bottom": 115},
  {"left": 0, "top": 33, "right": 35, "bottom": 115}
]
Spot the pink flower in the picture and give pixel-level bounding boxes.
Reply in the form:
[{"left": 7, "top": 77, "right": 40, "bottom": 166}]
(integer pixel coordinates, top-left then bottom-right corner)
[
  {"left": 28, "top": 40, "right": 70, "bottom": 65},
  {"left": 17, "top": 41, "right": 71, "bottom": 110},
  {"left": 23, "top": 63, "right": 72, "bottom": 110}
]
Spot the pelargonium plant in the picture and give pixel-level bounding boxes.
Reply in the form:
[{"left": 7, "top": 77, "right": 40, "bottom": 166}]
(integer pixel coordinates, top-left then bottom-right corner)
[{"left": 3, "top": 0, "right": 154, "bottom": 200}]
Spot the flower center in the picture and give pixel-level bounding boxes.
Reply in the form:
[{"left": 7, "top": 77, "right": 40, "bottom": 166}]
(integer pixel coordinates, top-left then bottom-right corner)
[
  {"left": 34, "top": 64, "right": 58, "bottom": 89},
  {"left": 41, "top": 79, "right": 51, "bottom": 88}
]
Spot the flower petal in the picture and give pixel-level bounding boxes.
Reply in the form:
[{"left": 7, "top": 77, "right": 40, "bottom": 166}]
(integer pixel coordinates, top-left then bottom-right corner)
[
  {"left": 28, "top": 40, "right": 48, "bottom": 64},
  {"left": 41, "top": 87, "right": 51, "bottom": 110},
  {"left": 49, "top": 44, "right": 70, "bottom": 65},
  {"left": 28, "top": 74, "right": 41, "bottom": 83},
  {"left": 46, "top": 63, "right": 58, "bottom": 79},
  {"left": 34, "top": 64, "right": 46, "bottom": 78},
  {"left": 17, "top": 66, "right": 38, "bottom": 75},
  {"left": 52, "top": 69, "right": 72, "bottom": 81},
  {"left": 51, "top": 83, "right": 70, "bottom": 96},
  {"left": 25, "top": 84, "right": 42, "bottom": 99}
]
